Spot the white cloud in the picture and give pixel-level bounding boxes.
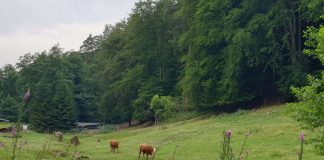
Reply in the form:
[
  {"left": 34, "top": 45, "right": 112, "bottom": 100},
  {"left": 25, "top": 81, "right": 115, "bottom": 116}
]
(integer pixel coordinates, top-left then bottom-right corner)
[
  {"left": 0, "top": 22, "right": 108, "bottom": 66},
  {"left": 0, "top": 0, "right": 138, "bottom": 67}
]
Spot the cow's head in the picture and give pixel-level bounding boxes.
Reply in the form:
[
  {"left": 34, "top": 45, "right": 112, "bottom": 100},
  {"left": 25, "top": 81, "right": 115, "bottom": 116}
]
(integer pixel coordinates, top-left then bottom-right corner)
[{"left": 152, "top": 147, "right": 158, "bottom": 159}]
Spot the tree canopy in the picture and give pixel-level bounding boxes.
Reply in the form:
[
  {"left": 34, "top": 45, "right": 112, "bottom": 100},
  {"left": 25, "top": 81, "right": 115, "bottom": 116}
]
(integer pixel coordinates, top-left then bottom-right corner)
[{"left": 0, "top": 0, "right": 323, "bottom": 132}]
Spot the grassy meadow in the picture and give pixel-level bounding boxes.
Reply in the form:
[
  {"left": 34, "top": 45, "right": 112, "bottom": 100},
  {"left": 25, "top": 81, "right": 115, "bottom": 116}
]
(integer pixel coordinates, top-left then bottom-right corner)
[{"left": 0, "top": 104, "right": 323, "bottom": 160}]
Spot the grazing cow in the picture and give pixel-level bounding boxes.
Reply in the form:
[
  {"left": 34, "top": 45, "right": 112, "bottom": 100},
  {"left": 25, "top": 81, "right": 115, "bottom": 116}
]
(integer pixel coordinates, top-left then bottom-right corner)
[
  {"left": 71, "top": 136, "right": 80, "bottom": 146},
  {"left": 109, "top": 140, "right": 119, "bottom": 152},
  {"left": 138, "top": 144, "right": 157, "bottom": 160},
  {"left": 54, "top": 131, "right": 63, "bottom": 142}
]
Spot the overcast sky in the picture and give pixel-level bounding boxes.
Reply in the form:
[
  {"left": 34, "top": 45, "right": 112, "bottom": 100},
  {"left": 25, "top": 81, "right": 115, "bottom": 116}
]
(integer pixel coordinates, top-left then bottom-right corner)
[{"left": 0, "top": 0, "right": 138, "bottom": 67}]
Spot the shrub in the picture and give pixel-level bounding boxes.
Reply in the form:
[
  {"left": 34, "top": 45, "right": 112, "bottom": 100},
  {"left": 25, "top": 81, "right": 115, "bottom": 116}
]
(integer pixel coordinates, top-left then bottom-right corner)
[
  {"left": 307, "top": 132, "right": 324, "bottom": 155},
  {"left": 289, "top": 25, "right": 324, "bottom": 155},
  {"left": 98, "top": 124, "right": 117, "bottom": 134},
  {"left": 150, "top": 95, "right": 177, "bottom": 129}
]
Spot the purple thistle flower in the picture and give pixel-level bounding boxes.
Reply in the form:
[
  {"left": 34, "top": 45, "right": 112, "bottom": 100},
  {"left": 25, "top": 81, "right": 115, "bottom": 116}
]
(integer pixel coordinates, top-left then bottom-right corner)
[
  {"left": 300, "top": 132, "right": 305, "bottom": 142},
  {"left": 225, "top": 130, "right": 232, "bottom": 138},
  {"left": 11, "top": 130, "right": 17, "bottom": 137}
]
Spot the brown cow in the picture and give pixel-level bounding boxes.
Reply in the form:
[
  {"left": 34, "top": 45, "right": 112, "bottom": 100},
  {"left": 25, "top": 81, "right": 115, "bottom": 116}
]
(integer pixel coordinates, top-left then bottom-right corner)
[
  {"left": 138, "top": 144, "right": 157, "bottom": 160},
  {"left": 109, "top": 140, "right": 119, "bottom": 153}
]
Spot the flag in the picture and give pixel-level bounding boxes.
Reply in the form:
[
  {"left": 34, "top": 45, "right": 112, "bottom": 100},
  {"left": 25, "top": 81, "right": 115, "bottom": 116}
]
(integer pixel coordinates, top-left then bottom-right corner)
[{"left": 24, "top": 89, "right": 30, "bottom": 102}]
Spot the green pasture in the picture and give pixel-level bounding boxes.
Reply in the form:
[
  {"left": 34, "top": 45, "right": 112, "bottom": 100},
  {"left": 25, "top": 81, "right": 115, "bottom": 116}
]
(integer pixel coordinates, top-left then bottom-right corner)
[{"left": 0, "top": 105, "right": 323, "bottom": 160}]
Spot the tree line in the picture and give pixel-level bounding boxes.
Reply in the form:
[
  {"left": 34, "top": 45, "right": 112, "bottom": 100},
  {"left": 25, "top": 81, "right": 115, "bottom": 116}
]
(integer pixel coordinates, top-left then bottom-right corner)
[{"left": 0, "top": 0, "right": 323, "bottom": 132}]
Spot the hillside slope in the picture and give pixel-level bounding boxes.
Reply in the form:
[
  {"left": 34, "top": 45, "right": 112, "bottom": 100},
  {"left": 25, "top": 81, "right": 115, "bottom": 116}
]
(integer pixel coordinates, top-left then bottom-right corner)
[{"left": 0, "top": 105, "right": 323, "bottom": 160}]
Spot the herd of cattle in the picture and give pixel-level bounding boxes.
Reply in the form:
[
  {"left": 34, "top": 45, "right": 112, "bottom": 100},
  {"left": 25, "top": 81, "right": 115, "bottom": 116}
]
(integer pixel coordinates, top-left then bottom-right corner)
[
  {"left": 110, "top": 140, "right": 158, "bottom": 159},
  {"left": 54, "top": 131, "right": 157, "bottom": 159}
]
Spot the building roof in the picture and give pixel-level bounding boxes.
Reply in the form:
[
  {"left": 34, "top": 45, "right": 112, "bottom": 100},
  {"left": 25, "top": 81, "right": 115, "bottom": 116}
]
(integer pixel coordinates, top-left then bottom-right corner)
[
  {"left": 77, "top": 122, "right": 102, "bottom": 128},
  {"left": 0, "top": 118, "right": 9, "bottom": 122}
]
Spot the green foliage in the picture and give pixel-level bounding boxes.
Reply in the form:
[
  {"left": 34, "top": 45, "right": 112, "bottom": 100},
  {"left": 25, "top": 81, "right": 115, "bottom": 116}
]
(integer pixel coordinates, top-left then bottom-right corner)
[
  {"left": 307, "top": 132, "right": 324, "bottom": 155},
  {"left": 0, "top": 105, "right": 324, "bottom": 159},
  {"left": 51, "top": 79, "right": 77, "bottom": 131},
  {"left": 0, "top": 64, "right": 18, "bottom": 97},
  {"left": 17, "top": 46, "right": 78, "bottom": 132},
  {"left": 0, "top": 0, "right": 323, "bottom": 132},
  {"left": 94, "top": 0, "right": 182, "bottom": 123},
  {"left": 290, "top": 76, "right": 324, "bottom": 129},
  {"left": 0, "top": 64, "right": 20, "bottom": 122},
  {"left": 80, "top": 34, "right": 101, "bottom": 63},
  {"left": 150, "top": 95, "right": 176, "bottom": 121},
  {"left": 64, "top": 52, "right": 97, "bottom": 122},
  {"left": 163, "top": 110, "right": 201, "bottom": 123},
  {"left": 290, "top": 25, "right": 324, "bottom": 154},
  {"left": 0, "top": 95, "right": 18, "bottom": 122},
  {"left": 98, "top": 124, "right": 118, "bottom": 134},
  {"left": 218, "top": 130, "right": 249, "bottom": 160},
  {"left": 177, "top": 0, "right": 323, "bottom": 108},
  {"left": 304, "top": 26, "right": 324, "bottom": 63},
  {"left": 219, "top": 131, "right": 235, "bottom": 160}
]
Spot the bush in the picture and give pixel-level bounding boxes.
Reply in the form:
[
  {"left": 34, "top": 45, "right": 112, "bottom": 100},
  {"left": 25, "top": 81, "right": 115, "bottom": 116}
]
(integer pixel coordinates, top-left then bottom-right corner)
[
  {"left": 307, "top": 132, "right": 324, "bottom": 155},
  {"left": 164, "top": 111, "right": 201, "bottom": 123},
  {"left": 98, "top": 124, "right": 117, "bottom": 134},
  {"left": 150, "top": 95, "right": 176, "bottom": 121},
  {"left": 289, "top": 25, "right": 324, "bottom": 155}
]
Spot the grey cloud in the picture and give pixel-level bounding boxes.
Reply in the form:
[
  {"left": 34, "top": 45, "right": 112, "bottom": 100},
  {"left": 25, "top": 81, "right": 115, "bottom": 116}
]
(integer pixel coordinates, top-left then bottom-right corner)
[
  {"left": 0, "top": 0, "right": 138, "bottom": 66},
  {"left": 0, "top": 0, "right": 137, "bottom": 34}
]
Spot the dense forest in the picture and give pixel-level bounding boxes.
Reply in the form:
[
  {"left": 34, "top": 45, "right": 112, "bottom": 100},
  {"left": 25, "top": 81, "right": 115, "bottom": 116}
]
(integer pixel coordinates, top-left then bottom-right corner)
[{"left": 0, "top": 0, "right": 323, "bottom": 132}]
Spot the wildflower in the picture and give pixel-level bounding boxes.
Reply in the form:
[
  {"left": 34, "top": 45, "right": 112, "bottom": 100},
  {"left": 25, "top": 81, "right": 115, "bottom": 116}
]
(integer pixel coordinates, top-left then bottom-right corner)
[
  {"left": 300, "top": 132, "right": 305, "bottom": 142},
  {"left": 11, "top": 130, "right": 17, "bottom": 137},
  {"left": 299, "top": 132, "right": 304, "bottom": 160},
  {"left": 225, "top": 130, "right": 232, "bottom": 138}
]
